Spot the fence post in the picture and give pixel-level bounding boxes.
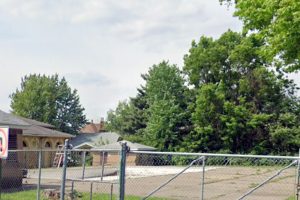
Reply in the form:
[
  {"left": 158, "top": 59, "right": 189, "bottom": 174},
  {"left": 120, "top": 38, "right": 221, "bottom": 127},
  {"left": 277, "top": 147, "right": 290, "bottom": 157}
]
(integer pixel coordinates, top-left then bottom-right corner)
[
  {"left": 37, "top": 150, "right": 42, "bottom": 200},
  {"left": 82, "top": 151, "right": 86, "bottom": 179},
  {"left": 71, "top": 181, "right": 74, "bottom": 200},
  {"left": 110, "top": 183, "right": 113, "bottom": 200},
  {"left": 297, "top": 149, "right": 300, "bottom": 200},
  {"left": 89, "top": 182, "right": 93, "bottom": 200},
  {"left": 119, "top": 142, "right": 128, "bottom": 200},
  {"left": 101, "top": 151, "right": 105, "bottom": 181},
  {"left": 201, "top": 156, "right": 205, "bottom": 200},
  {"left": 60, "top": 139, "right": 69, "bottom": 200}
]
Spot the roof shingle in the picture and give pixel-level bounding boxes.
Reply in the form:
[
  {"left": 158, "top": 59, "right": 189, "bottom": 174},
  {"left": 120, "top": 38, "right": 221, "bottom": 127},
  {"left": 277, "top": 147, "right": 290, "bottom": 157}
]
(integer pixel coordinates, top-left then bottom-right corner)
[
  {"left": 92, "top": 140, "right": 156, "bottom": 151},
  {"left": 70, "top": 132, "right": 121, "bottom": 149},
  {"left": 0, "top": 110, "right": 30, "bottom": 127},
  {"left": 0, "top": 109, "right": 73, "bottom": 138}
]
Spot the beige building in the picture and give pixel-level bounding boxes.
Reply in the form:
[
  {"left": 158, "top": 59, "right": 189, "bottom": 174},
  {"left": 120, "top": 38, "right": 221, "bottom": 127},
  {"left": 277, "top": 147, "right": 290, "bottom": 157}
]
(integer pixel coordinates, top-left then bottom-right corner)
[
  {"left": 0, "top": 109, "right": 74, "bottom": 188},
  {"left": 18, "top": 117, "right": 73, "bottom": 167},
  {"left": 0, "top": 110, "right": 74, "bottom": 168}
]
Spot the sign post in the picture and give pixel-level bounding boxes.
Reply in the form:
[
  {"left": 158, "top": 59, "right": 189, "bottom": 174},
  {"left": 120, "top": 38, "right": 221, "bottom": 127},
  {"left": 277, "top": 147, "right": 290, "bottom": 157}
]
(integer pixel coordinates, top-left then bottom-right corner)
[{"left": 0, "top": 127, "right": 9, "bottom": 200}]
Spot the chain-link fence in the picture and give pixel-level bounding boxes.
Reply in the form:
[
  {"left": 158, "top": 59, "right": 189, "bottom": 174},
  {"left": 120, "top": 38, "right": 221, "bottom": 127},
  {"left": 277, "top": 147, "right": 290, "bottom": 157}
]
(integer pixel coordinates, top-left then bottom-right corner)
[
  {"left": 0, "top": 148, "right": 120, "bottom": 200},
  {"left": 127, "top": 151, "right": 299, "bottom": 200},
  {"left": 65, "top": 150, "right": 120, "bottom": 200},
  {"left": 0, "top": 143, "right": 299, "bottom": 200}
]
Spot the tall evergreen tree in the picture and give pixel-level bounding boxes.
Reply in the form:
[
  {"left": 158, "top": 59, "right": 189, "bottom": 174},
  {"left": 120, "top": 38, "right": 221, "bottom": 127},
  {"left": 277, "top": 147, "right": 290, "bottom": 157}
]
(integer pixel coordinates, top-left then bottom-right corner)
[
  {"left": 106, "top": 77, "right": 148, "bottom": 136},
  {"left": 144, "top": 61, "right": 189, "bottom": 151}
]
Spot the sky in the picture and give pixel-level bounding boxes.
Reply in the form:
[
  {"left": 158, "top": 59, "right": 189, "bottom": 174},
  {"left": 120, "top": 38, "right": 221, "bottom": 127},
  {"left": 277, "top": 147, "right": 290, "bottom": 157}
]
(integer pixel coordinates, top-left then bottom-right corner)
[{"left": 0, "top": 0, "right": 296, "bottom": 122}]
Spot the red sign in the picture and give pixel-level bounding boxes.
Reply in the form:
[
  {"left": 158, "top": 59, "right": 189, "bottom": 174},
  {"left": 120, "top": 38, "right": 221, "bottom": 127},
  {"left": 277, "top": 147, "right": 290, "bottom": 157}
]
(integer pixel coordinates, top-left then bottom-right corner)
[{"left": 0, "top": 127, "right": 9, "bottom": 159}]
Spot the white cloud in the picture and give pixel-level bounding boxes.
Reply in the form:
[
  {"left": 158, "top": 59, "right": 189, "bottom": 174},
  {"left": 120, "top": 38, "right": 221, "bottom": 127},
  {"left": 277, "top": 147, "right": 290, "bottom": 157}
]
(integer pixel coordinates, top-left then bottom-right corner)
[{"left": 0, "top": 0, "right": 42, "bottom": 18}]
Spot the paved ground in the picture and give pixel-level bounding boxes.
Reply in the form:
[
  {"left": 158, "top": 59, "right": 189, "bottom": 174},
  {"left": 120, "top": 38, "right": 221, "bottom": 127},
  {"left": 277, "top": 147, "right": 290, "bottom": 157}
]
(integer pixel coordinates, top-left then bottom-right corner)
[
  {"left": 24, "top": 165, "right": 296, "bottom": 200},
  {"left": 124, "top": 166, "right": 296, "bottom": 200},
  {"left": 87, "top": 166, "right": 216, "bottom": 181},
  {"left": 27, "top": 166, "right": 117, "bottom": 179}
]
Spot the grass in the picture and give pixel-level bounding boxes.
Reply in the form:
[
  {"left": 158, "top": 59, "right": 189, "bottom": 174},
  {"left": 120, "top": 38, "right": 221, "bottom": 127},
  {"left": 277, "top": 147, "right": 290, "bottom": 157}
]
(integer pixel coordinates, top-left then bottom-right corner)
[
  {"left": 1, "top": 190, "right": 169, "bottom": 200},
  {"left": 2, "top": 190, "right": 38, "bottom": 200},
  {"left": 286, "top": 197, "right": 295, "bottom": 200}
]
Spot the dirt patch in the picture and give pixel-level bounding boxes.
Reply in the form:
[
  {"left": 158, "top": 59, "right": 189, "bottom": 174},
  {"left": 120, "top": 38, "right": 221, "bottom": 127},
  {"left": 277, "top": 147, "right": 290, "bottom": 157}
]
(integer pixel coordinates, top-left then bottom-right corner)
[{"left": 123, "top": 166, "right": 296, "bottom": 200}]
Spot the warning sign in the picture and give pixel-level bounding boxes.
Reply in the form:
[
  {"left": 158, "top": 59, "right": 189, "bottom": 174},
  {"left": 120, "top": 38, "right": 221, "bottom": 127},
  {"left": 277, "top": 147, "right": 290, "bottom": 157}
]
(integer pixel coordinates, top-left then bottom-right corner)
[{"left": 0, "top": 127, "right": 9, "bottom": 159}]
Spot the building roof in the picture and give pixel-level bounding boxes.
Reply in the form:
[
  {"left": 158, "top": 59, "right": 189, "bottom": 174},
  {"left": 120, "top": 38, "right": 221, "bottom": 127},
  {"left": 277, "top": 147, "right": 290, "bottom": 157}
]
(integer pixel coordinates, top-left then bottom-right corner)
[
  {"left": 0, "top": 109, "right": 73, "bottom": 138},
  {"left": 0, "top": 110, "right": 30, "bottom": 128},
  {"left": 71, "top": 142, "right": 94, "bottom": 149},
  {"left": 92, "top": 140, "right": 156, "bottom": 151},
  {"left": 69, "top": 132, "right": 121, "bottom": 149},
  {"left": 15, "top": 116, "right": 55, "bottom": 129},
  {"left": 23, "top": 125, "right": 74, "bottom": 138}
]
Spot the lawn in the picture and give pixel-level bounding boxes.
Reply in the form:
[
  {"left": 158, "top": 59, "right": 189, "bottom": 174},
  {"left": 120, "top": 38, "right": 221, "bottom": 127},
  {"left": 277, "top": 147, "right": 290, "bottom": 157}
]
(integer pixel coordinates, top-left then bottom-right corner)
[
  {"left": 286, "top": 197, "right": 296, "bottom": 200},
  {"left": 1, "top": 190, "right": 168, "bottom": 200}
]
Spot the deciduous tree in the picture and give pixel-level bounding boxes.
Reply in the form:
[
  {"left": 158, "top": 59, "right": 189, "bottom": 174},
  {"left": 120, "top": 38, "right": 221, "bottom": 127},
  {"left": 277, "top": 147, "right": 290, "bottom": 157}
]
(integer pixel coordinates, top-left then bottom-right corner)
[
  {"left": 220, "top": 0, "right": 300, "bottom": 72},
  {"left": 144, "top": 61, "right": 189, "bottom": 151},
  {"left": 10, "top": 74, "right": 87, "bottom": 134},
  {"left": 184, "top": 30, "right": 300, "bottom": 154}
]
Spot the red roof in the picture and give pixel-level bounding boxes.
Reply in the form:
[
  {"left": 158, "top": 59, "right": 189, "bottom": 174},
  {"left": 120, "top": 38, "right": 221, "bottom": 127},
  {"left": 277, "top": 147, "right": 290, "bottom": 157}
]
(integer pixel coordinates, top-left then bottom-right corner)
[{"left": 80, "top": 120, "right": 105, "bottom": 133}]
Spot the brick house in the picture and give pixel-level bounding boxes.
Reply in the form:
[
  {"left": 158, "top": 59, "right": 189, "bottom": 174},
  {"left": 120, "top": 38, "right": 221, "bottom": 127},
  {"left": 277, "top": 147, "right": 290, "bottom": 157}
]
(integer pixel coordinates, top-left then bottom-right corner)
[{"left": 79, "top": 118, "right": 105, "bottom": 133}]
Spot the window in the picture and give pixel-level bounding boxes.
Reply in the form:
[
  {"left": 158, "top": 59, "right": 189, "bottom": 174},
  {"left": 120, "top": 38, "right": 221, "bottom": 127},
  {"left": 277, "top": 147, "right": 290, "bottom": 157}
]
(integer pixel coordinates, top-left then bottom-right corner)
[
  {"left": 7, "top": 133, "right": 17, "bottom": 162},
  {"left": 56, "top": 142, "right": 61, "bottom": 148},
  {"left": 45, "top": 141, "right": 51, "bottom": 148},
  {"left": 8, "top": 134, "right": 17, "bottom": 149},
  {"left": 23, "top": 141, "right": 28, "bottom": 148}
]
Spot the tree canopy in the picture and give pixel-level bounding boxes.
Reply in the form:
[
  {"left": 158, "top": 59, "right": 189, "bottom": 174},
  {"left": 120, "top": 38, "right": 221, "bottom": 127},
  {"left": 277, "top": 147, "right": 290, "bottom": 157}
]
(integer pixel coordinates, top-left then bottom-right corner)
[
  {"left": 220, "top": 0, "right": 300, "bottom": 72},
  {"left": 183, "top": 31, "right": 300, "bottom": 154},
  {"left": 144, "top": 61, "right": 189, "bottom": 151},
  {"left": 106, "top": 62, "right": 191, "bottom": 151},
  {"left": 10, "top": 74, "right": 87, "bottom": 134}
]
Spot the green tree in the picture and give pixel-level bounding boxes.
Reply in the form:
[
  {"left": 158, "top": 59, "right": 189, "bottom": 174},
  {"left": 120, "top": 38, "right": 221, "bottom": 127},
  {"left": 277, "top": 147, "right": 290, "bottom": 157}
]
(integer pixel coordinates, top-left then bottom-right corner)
[
  {"left": 106, "top": 78, "right": 148, "bottom": 137},
  {"left": 106, "top": 100, "right": 142, "bottom": 135},
  {"left": 106, "top": 62, "right": 191, "bottom": 150},
  {"left": 183, "top": 30, "right": 243, "bottom": 87},
  {"left": 270, "top": 113, "right": 300, "bottom": 155},
  {"left": 187, "top": 83, "right": 225, "bottom": 152},
  {"left": 10, "top": 74, "right": 87, "bottom": 134},
  {"left": 184, "top": 31, "right": 300, "bottom": 154},
  {"left": 144, "top": 61, "right": 189, "bottom": 151},
  {"left": 220, "top": 0, "right": 300, "bottom": 72}
]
